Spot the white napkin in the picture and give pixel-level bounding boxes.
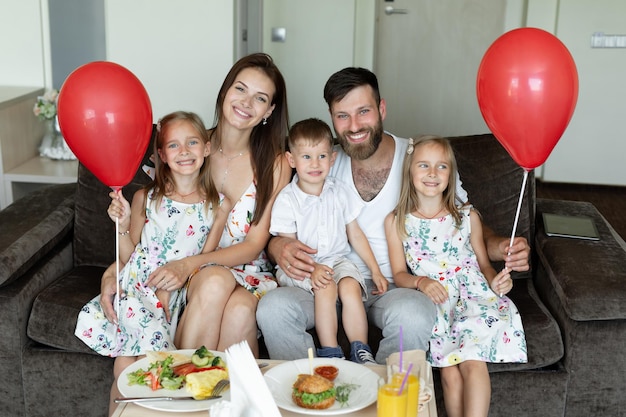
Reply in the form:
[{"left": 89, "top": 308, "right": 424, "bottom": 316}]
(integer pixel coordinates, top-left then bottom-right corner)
[
  {"left": 210, "top": 340, "right": 280, "bottom": 417},
  {"left": 209, "top": 400, "right": 233, "bottom": 417}
]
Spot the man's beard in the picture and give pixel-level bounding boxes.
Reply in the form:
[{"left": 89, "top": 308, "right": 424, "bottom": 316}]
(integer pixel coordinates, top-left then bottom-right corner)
[{"left": 336, "top": 119, "right": 384, "bottom": 161}]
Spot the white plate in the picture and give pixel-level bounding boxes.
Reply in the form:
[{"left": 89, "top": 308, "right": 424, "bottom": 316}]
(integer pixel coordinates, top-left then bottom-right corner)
[
  {"left": 264, "top": 358, "right": 379, "bottom": 415},
  {"left": 117, "top": 349, "right": 229, "bottom": 413}
]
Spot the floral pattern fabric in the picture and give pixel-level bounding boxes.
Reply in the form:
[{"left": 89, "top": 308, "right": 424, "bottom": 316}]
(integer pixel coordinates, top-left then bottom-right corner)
[
  {"left": 202, "top": 181, "right": 277, "bottom": 299},
  {"left": 402, "top": 206, "right": 527, "bottom": 367},
  {"left": 74, "top": 190, "right": 214, "bottom": 357}
]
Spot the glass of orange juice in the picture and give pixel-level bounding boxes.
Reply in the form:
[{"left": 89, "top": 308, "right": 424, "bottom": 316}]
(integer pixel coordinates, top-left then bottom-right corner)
[
  {"left": 392, "top": 369, "right": 420, "bottom": 417},
  {"left": 377, "top": 379, "right": 408, "bottom": 417}
]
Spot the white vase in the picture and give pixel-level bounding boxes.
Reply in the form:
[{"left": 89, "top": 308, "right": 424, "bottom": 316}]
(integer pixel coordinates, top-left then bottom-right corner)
[{"left": 39, "top": 117, "right": 76, "bottom": 160}]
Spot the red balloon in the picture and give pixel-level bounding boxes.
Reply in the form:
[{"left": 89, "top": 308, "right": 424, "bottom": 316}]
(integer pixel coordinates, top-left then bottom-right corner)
[
  {"left": 477, "top": 28, "right": 578, "bottom": 170},
  {"left": 57, "top": 61, "right": 152, "bottom": 190}
]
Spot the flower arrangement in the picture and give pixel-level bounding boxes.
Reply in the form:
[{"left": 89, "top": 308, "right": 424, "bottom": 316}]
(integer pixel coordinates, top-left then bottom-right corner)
[{"left": 33, "top": 89, "right": 59, "bottom": 121}]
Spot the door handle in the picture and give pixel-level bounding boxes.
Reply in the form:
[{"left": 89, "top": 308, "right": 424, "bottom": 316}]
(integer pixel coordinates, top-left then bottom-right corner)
[{"left": 384, "top": 6, "right": 408, "bottom": 15}]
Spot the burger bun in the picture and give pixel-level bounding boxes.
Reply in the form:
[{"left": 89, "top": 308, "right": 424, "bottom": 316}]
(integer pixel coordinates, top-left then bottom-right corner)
[{"left": 292, "top": 374, "right": 336, "bottom": 410}]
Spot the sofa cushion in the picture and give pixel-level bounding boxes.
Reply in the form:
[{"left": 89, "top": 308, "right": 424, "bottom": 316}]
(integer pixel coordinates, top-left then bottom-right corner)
[
  {"left": 0, "top": 183, "right": 75, "bottom": 287},
  {"left": 536, "top": 199, "right": 626, "bottom": 321},
  {"left": 27, "top": 265, "right": 106, "bottom": 353},
  {"left": 448, "top": 134, "right": 534, "bottom": 280}
]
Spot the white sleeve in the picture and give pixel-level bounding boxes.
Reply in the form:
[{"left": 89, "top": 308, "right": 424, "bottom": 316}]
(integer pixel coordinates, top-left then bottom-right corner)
[
  {"left": 456, "top": 171, "right": 468, "bottom": 205},
  {"left": 269, "top": 191, "right": 297, "bottom": 236}
]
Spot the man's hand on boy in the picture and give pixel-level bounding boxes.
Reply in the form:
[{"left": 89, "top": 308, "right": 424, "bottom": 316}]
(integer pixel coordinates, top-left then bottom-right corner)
[{"left": 268, "top": 235, "right": 316, "bottom": 281}]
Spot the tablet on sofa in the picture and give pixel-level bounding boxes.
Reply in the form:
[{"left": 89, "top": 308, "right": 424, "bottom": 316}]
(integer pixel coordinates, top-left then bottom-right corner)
[{"left": 543, "top": 213, "right": 600, "bottom": 240}]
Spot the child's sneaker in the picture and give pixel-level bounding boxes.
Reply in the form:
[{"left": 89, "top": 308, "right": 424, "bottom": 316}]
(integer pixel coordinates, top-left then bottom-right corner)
[
  {"left": 317, "top": 346, "right": 345, "bottom": 359},
  {"left": 349, "top": 341, "right": 377, "bottom": 365}
]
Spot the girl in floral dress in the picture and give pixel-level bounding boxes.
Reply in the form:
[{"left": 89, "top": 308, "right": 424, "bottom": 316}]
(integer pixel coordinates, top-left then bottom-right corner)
[
  {"left": 74, "top": 111, "right": 229, "bottom": 410},
  {"left": 385, "top": 136, "right": 527, "bottom": 417}
]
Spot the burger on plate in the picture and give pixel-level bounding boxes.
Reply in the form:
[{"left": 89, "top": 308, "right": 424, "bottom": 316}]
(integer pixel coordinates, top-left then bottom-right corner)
[{"left": 292, "top": 373, "right": 336, "bottom": 410}]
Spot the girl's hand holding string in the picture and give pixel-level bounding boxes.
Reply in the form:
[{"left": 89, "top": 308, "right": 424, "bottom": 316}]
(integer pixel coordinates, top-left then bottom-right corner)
[
  {"left": 107, "top": 190, "right": 131, "bottom": 230},
  {"left": 491, "top": 267, "right": 513, "bottom": 297}
]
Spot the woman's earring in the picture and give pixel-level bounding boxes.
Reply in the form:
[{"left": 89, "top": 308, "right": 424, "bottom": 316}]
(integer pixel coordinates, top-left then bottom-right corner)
[{"left": 262, "top": 118, "right": 268, "bottom": 126}]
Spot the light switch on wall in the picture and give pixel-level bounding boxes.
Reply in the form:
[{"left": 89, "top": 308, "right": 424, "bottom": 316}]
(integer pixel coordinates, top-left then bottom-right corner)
[
  {"left": 271, "top": 27, "right": 286, "bottom": 42},
  {"left": 591, "top": 32, "right": 626, "bottom": 48}
]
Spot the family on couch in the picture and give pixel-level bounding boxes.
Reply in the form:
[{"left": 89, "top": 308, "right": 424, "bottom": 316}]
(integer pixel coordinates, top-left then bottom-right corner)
[{"left": 76, "top": 53, "right": 531, "bottom": 417}]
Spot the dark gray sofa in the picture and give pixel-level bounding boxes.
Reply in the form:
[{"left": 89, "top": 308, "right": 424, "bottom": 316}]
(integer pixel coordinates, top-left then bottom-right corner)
[{"left": 1, "top": 134, "right": 625, "bottom": 417}]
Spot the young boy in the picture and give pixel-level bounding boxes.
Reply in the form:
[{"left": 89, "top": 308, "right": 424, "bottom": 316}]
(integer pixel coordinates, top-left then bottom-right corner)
[{"left": 269, "top": 118, "right": 387, "bottom": 364}]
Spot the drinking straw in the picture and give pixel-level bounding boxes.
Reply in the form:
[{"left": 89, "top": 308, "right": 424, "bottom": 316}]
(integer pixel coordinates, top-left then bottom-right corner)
[
  {"left": 399, "top": 325, "right": 403, "bottom": 372},
  {"left": 308, "top": 347, "right": 314, "bottom": 375},
  {"left": 399, "top": 362, "right": 413, "bottom": 394}
]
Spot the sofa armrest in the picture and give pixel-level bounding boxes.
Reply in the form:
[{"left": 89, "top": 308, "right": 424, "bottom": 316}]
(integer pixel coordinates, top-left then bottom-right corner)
[
  {"left": 0, "top": 183, "right": 76, "bottom": 287},
  {"left": 535, "top": 198, "right": 626, "bottom": 321}
]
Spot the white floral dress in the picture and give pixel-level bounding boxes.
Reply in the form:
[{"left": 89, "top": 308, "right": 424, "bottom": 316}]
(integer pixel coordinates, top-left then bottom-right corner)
[
  {"left": 74, "top": 190, "right": 214, "bottom": 357},
  {"left": 197, "top": 181, "right": 277, "bottom": 299},
  {"left": 402, "top": 206, "right": 527, "bottom": 367}
]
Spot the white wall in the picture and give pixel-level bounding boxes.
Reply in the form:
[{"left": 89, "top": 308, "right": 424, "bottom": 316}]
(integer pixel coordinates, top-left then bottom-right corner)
[
  {"left": 105, "top": 0, "right": 235, "bottom": 124},
  {"left": 528, "top": 0, "right": 626, "bottom": 185},
  {"left": 0, "top": 0, "right": 47, "bottom": 88}
]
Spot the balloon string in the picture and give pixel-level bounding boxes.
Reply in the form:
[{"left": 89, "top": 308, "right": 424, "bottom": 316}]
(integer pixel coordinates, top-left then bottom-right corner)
[
  {"left": 504, "top": 170, "right": 528, "bottom": 297},
  {"left": 115, "top": 217, "right": 121, "bottom": 329},
  {"left": 509, "top": 170, "right": 529, "bottom": 251}
]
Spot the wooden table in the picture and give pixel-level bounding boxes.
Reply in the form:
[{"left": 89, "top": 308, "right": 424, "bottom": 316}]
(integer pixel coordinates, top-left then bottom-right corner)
[{"left": 112, "top": 360, "right": 437, "bottom": 417}]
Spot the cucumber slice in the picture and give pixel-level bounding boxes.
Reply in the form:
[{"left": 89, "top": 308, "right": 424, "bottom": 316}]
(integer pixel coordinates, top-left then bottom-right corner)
[
  {"left": 191, "top": 353, "right": 211, "bottom": 367},
  {"left": 211, "top": 356, "right": 226, "bottom": 367}
]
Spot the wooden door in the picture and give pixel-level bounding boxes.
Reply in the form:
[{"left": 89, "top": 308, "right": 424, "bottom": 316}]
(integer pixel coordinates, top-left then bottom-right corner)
[{"left": 374, "top": 0, "right": 507, "bottom": 138}]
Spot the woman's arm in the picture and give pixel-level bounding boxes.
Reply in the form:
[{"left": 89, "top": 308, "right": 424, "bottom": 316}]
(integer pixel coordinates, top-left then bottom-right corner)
[
  {"left": 204, "top": 153, "right": 292, "bottom": 266},
  {"left": 146, "top": 154, "right": 292, "bottom": 287},
  {"left": 201, "top": 197, "right": 231, "bottom": 254}
]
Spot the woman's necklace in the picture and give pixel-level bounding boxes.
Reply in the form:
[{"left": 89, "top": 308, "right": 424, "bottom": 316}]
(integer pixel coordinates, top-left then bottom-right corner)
[
  {"left": 218, "top": 147, "right": 248, "bottom": 192},
  {"left": 416, "top": 206, "right": 445, "bottom": 219}
]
